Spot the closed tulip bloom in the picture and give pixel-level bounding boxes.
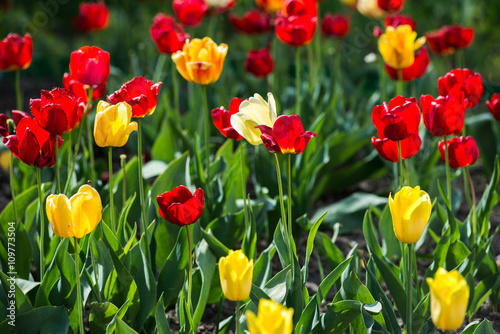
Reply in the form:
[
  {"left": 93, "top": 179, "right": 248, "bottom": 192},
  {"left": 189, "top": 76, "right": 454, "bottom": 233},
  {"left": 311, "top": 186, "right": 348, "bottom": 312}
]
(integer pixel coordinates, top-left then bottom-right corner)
[
  {"left": 231, "top": 93, "right": 278, "bottom": 145},
  {"left": 245, "top": 49, "right": 274, "bottom": 78},
  {"left": 219, "top": 250, "right": 253, "bottom": 301},
  {"left": 372, "top": 96, "right": 421, "bottom": 141},
  {"left": 212, "top": 97, "right": 244, "bottom": 140},
  {"left": 275, "top": 15, "right": 317, "bottom": 47},
  {"left": 385, "top": 46, "right": 429, "bottom": 82},
  {"left": 371, "top": 131, "right": 421, "bottom": 163},
  {"left": 0, "top": 33, "right": 32, "bottom": 71},
  {"left": 420, "top": 94, "right": 467, "bottom": 137},
  {"left": 150, "top": 14, "right": 189, "bottom": 55},
  {"left": 385, "top": 14, "right": 416, "bottom": 30},
  {"left": 378, "top": 24, "right": 426, "bottom": 69},
  {"left": 69, "top": 46, "right": 110, "bottom": 86},
  {"left": 107, "top": 77, "right": 162, "bottom": 118},
  {"left": 389, "top": 186, "right": 431, "bottom": 244},
  {"left": 63, "top": 72, "right": 107, "bottom": 103},
  {"left": 321, "top": 14, "right": 350, "bottom": 39},
  {"left": 486, "top": 93, "right": 500, "bottom": 121},
  {"left": 156, "top": 185, "right": 205, "bottom": 226},
  {"left": 426, "top": 268, "right": 469, "bottom": 331},
  {"left": 438, "top": 136, "right": 479, "bottom": 169},
  {"left": 255, "top": 0, "right": 285, "bottom": 13},
  {"left": 75, "top": 2, "right": 110, "bottom": 32},
  {"left": 438, "top": 69, "right": 484, "bottom": 109},
  {"left": 173, "top": 0, "right": 207, "bottom": 27},
  {"left": 230, "top": 10, "right": 272, "bottom": 35},
  {"left": 46, "top": 185, "right": 102, "bottom": 239},
  {"left": 377, "top": 0, "right": 404, "bottom": 12},
  {"left": 426, "top": 25, "right": 474, "bottom": 56},
  {"left": 93, "top": 101, "right": 138, "bottom": 147},
  {"left": 172, "top": 37, "right": 228, "bottom": 85},
  {"left": 246, "top": 299, "right": 294, "bottom": 334}
]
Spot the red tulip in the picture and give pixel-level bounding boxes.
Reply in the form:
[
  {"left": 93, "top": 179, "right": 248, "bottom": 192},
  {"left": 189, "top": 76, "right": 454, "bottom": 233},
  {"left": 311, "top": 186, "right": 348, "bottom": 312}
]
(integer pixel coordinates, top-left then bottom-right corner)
[
  {"left": 438, "top": 136, "right": 479, "bottom": 169},
  {"left": 229, "top": 10, "right": 272, "bottom": 35},
  {"left": 371, "top": 131, "right": 421, "bottom": 163},
  {"left": 425, "top": 25, "right": 474, "bottom": 56},
  {"left": 173, "top": 0, "right": 207, "bottom": 27},
  {"left": 150, "top": 13, "right": 189, "bottom": 55},
  {"left": 212, "top": 98, "right": 244, "bottom": 140},
  {"left": 255, "top": 114, "right": 317, "bottom": 154},
  {"left": 321, "top": 14, "right": 350, "bottom": 39},
  {"left": 420, "top": 94, "right": 467, "bottom": 137},
  {"left": 377, "top": 0, "right": 405, "bottom": 12},
  {"left": 0, "top": 110, "right": 31, "bottom": 137},
  {"left": 438, "top": 69, "right": 484, "bottom": 109},
  {"left": 30, "top": 88, "right": 84, "bottom": 136},
  {"left": 385, "top": 14, "right": 415, "bottom": 30},
  {"left": 283, "top": 0, "right": 317, "bottom": 17},
  {"left": 108, "top": 77, "right": 162, "bottom": 118},
  {"left": 372, "top": 96, "right": 421, "bottom": 141},
  {"left": 276, "top": 15, "right": 317, "bottom": 47},
  {"left": 486, "top": 93, "right": 500, "bottom": 122},
  {"left": 75, "top": 2, "right": 110, "bottom": 32},
  {"left": 157, "top": 185, "right": 205, "bottom": 226},
  {"left": 245, "top": 49, "right": 274, "bottom": 78},
  {"left": 385, "top": 46, "right": 429, "bottom": 82},
  {"left": 69, "top": 46, "right": 110, "bottom": 86},
  {"left": 0, "top": 33, "right": 33, "bottom": 71},
  {"left": 63, "top": 72, "right": 106, "bottom": 103},
  {"left": 4, "top": 115, "right": 63, "bottom": 168}
]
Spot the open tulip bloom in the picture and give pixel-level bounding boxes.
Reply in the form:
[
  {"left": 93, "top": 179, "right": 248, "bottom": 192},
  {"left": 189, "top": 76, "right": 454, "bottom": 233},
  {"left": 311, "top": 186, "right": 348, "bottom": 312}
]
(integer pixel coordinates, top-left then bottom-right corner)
[
  {"left": 438, "top": 68, "right": 484, "bottom": 109},
  {"left": 108, "top": 76, "right": 162, "bottom": 118},
  {"left": 212, "top": 97, "right": 244, "bottom": 140},
  {"left": 372, "top": 96, "right": 421, "bottom": 142},
  {"left": 378, "top": 24, "right": 426, "bottom": 70}
]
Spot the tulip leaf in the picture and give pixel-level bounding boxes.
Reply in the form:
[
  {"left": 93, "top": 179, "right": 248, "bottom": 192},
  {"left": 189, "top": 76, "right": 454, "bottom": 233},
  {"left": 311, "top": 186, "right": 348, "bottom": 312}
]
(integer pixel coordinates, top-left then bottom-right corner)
[
  {"left": 155, "top": 293, "right": 172, "bottom": 334},
  {"left": 314, "top": 231, "right": 345, "bottom": 271},
  {"left": 363, "top": 209, "right": 383, "bottom": 258},
  {"left": 302, "top": 211, "right": 327, "bottom": 284},
  {"left": 273, "top": 219, "right": 291, "bottom": 268},
  {"left": 89, "top": 301, "right": 119, "bottom": 334},
  {"left": 201, "top": 228, "right": 229, "bottom": 258},
  {"left": 13, "top": 221, "right": 32, "bottom": 279},
  {"left": 116, "top": 193, "right": 137, "bottom": 246},
  {"left": 311, "top": 300, "right": 362, "bottom": 334},
  {"left": 0, "top": 184, "right": 37, "bottom": 226},
  {"left": 0, "top": 271, "right": 32, "bottom": 315},
  {"left": 193, "top": 240, "right": 216, "bottom": 329},
  {"left": 112, "top": 157, "right": 141, "bottom": 228},
  {"left": 35, "top": 241, "right": 67, "bottom": 307},
  {"left": 467, "top": 114, "right": 497, "bottom": 177},
  {"left": 242, "top": 194, "right": 257, "bottom": 261},
  {"left": 472, "top": 319, "right": 495, "bottom": 334},
  {"left": 477, "top": 156, "right": 500, "bottom": 240},
  {"left": 263, "top": 265, "right": 291, "bottom": 304},
  {"left": 446, "top": 240, "right": 470, "bottom": 270},
  {"left": 206, "top": 209, "right": 246, "bottom": 250},
  {"left": 378, "top": 205, "right": 401, "bottom": 259},
  {"left": 249, "top": 283, "right": 272, "bottom": 307},
  {"left": 152, "top": 118, "right": 176, "bottom": 163},
  {"left": 411, "top": 293, "right": 430, "bottom": 334},
  {"left": 115, "top": 317, "right": 139, "bottom": 334},
  {"left": 253, "top": 242, "right": 277, "bottom": 288},
  {"left": 0, "top": 305, "right": 69, "bottom": 334},
  {"left": 468, "top": 270, "right": 500, "bottom": 317}
]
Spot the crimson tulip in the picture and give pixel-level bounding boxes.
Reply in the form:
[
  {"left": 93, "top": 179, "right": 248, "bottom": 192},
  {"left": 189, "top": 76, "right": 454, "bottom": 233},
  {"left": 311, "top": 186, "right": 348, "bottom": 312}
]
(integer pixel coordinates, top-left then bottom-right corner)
[
  {"left": 321, "top": 14, "right": 350, "bottom": 39},
  {"left": 157, "top": 186, "right": 205, "bottom": 226},
  {"left": 438, "top": 69, "right": 484, "bottom": 109},
  {"left": 283, "top": 0, "right": 317, "bottom": 17},
  {"left": 212, "top": 98, "right": 244, "bottom": 140},
  {"left": 425, "top": 25, "right": 474, "bottom": 56},
  {"left": 371, "top": 131, "right": 421, "bottom": 163},
  {"left": 245, "top": 49, "right": 274, "bottom": 78},
  {"left": 150, "top": 13, "right": 189, "bottom": 55},
  {"left": 229, "top": 10, "right": 272, "bottom": 34},
  {"left": 173, "top": 0, "right": 207, "bottom": 27},
  {"left": 63, "top": 72, "right": 106, "bottom": 103},
  {"left": 438, "top": 136, "right": 479, "bottom": 169},
  {"left": 385, "top": 46, "right": 429, "bottom": 82},
  {"left": 276, "top": 15, "right": 317, "bottom": 47},
  {"left": 75, "top": 2, "right": 110, "bottom": 32},
  {"left": 420, "top": 94, "right": 467, "bottom": 137},
  {"left": 372, "top": 96, "right": 421, "bottom": 141},
  {"left": 107, "top": 77, "right": 162, "bottom": 118},
  {"left": 486, "top": 93, "right": 500, "bottom": 122},
  {"left": 377, "top": 0, "right": 404, "bottom": 12},
  {"left": 69, "top": 46, "right": 110, "bottom": 86},
  {"left": 385, "top": 14, "right": 415, "bottom": 30},
  {"left": 255, "top": 114, "right": 316, "bottom": 154},
  {"left": 0, "top": 33, "right": 32, "bottom": 71}
]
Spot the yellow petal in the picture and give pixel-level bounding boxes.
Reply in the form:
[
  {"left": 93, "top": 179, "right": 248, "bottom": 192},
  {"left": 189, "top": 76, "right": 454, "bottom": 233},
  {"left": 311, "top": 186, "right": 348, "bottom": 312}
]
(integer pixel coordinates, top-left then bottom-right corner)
[{"left": 46, "top": 194, "right": 73, "bottom": 238}]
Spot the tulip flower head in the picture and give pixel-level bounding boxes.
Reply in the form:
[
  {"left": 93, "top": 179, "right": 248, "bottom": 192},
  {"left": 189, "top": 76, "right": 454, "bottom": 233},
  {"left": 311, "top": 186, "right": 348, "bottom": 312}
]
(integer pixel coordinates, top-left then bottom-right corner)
[
  {"left": 426, "top": 25, "right": 474, "bottom": 56},
  {"left": 69, "top": 46, "right": 110, "bottom": 86},
  {"left": 385, "top": 46, "right": 429, "bottom": 82},
  {"left": 219, "top": 250, "right": 253, "bottom": 301},
  {"left": 372, "top": 96, "right": 421, "bottom": 141},
  {"left": 255, "top": 0, "right": 285, "bottom": 13},
  {"left": 245, "top": 299, "right": 294, "bottom": 334},
  {"left": 212, "top": 97, "right": 244, "bottom": 140},
  {"left": 420, "top": 94, "right": 467, "bottom": 137},
  {"left": 426, "top": 268, "right": 469, "bottom": 331},
  {"left": 107, "top": 77, "right": 162, "bottom": 118},
  {"left": 157, "top": 186, "right": 205, "bottom": 226},
  {"left": 438, "top": 69, "right": 484, "bottom": 109},
  {"left": 173, "top": 0, "right": 207, "bottom": 27},
  {"left": 377, "top": 0, "right": 405, "bottom": 13},
  {"left": 63, "top": 72, "right": 106, "bottom": 103},
  {"left": 75, "top": 2, "right": 110, "bottom": 32},
  {"left": 378, "top": 24, "right": 426, "bottom": 69},
  {"left": 385, "top": 14, "right": 416, "bottom": 30},
  {"left": 0, "top": 33, "right": 33, "bottom": 71},
  {"left": 172, "top": 37, "right": 228, "bottom": 85},
  {"left": 93, "top": 101, "right": 138, "bottom": 147},
  {"left": 389, "top": 186, "right": 431, "bottom": 244},
  {"left": 371, "top": 131, "right": 421, "bottom": 163},
  {"left": 321, "top": 14, "right": 350, "bottom": 39},
  {"left": 357, "top": 0, "right": 384, "bottom": 19},
  {"left": 245, "top": 48, "right": 274, "bottom": 78},
  {"left": 438, "top": 136, "right": 479, "bottom": 169},
  {"left": 275, "top": 0, "right": 318, "bottom": 47},
  {"left": 230, "top": 93, "right": 278, "bottom": 145},
  {"left": 487, "top": 93, "right": 500, "bottom": 121},
  {"left": 150, "top": 14, "right": 189, "bottom": 55},
  {"left": 229, "top": 10, "right": 272, "bottom": 35}
]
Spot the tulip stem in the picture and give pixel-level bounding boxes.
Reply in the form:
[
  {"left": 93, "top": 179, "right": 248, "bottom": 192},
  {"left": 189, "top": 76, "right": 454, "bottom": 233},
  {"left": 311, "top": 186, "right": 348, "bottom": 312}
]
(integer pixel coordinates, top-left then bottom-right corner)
[
  {"left": 444, "top": 136, "right": 452, "bottom": 207},
  {"left": 273, "top": 154, "right": 292, "bottom": 265},
  {"left": 10, "top": 153, "right": 19, "bottom": 223},
  {"left": 172, "top": 60, "right": 181, "bottom": 122},
  {"left": 108, "top": 147, "right": 115, "bottom": 232},
  {"left": 74, "top": 237, "right": 84, "bottom": 334},
  {"left": 186, "top": 225, "right": 193, "bottom": 318},
  {"left": 202, "top": 85, "right": 210, "bottom": 187},
  {"left": 465, "top": 167, "right": 477, "bottom": 246},
  {"left": 90, "top": 238, "right": 101, "bottom": 302},
  {"left": 403, "top": 158, "right": 409, "bottom": 186},
  {"left": 287, "top": 154, "right": 294, "bottom": 256},
  {"left": 235, "top": 301, "right": 241, "bottom": 334},
  {"left": 120, "top": 154, "right": 127, "bottom": 208},
  {"left": 240, "top": 144, "right": 249, "bottom": 234},
  {"left": 55, "top": 135, "right": 61, "bottom": 193},
  {"left": 137, "top": 118, "right": 151, "bottom": 265},
  {"left": 397, "top": 69, "right": 404, "bottom": 96},
  {"left": 15, "top": 70, "right": 22, "bottom": 110},
  {"left": 37, "top": 168, "right": 45, "bottom": 281},
  {"left": 86, "top": 112, "right": 96, "bottom": 185},
  {"left": 398, "top": 140, "right": 404, "bottom": 188},
  {"left": 406, "top": 243, "right": 413, "bottom": 334},
  {"left": 295, "top": 47, "right": 301, "bottom": 118}
]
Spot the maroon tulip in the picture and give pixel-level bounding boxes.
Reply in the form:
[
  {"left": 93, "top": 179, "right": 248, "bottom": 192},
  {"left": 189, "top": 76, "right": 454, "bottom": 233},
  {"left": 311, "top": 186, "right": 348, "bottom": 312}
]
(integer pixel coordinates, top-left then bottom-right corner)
[
  {"left": 212, "top": 98, "right": 244, "bottom": 140},
  {"left": 69, "top": 46, "right": 110, "bottom": 86},
  {"left": 372, "top": 96, "right": 421, "bottom": 141},
  {"left": 385, "top": 14, "right": 415, "bottom": 30},
  {"left": 420, "top": 94, "right": 467, "bottom": 137},
  {"left": 321, "top": 14, "right": 350, "bottom": 39},
  {"left": 438, "top": 69, "right": 484, "bottom": 108},
  {"left": 75, "top": 2, "right": 110, "bottom": 32},
  {"left": 425, "top": 25, "right": 474, "bottom": 56},
  {"left": 245, "top": 49, "right": 274, "bottom": 78},
  {"left": 150, "top": 13, "right": 189, "bottom": 55},
  {"left": 229, "top": 10, "right": 272, "bottom": 35},
  {"left": 377, "top": 0, "right": 405, "bottom": 12},
  {"left": 157, "top": 186, "right": 205, "bottom": 226},
  {"left": 63, "top": 72, "right": 106, "bottom": 103},
  {"left": 438, "top": 136, "right": 479, "bottom": 169},
  {"left": 371, "top": 131, "right": 421, "bottom": 163},
  {"left": 173, "top": 0, "right": 207, "bottom": 27},
  {"left": 255, "top": 115, "right": 317, "bottom": 154},
  {"left": 107, "top": 77, "right": 162, "bottom": 118},
  {"left": 0, "top": 33, "right": 32, "bottom": 71},
  {"left": 385, "top": 46, "right": 429, "bottom": 82},
  {"left": 486, "top": 93, "right": 500, "bottom": 122}
]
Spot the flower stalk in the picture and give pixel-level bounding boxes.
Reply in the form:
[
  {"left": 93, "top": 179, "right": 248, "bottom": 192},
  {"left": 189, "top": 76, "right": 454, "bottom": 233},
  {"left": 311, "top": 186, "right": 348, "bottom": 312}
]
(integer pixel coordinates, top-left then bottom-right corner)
[
  {"left": 137, "top": 118, "right": 151, "bottom": 264},
  {"left": 74, "top": 237, "right": 84, "bottom": 334},
  {"left": 37, "top": 167, "right": 45, "bottom": 281}
]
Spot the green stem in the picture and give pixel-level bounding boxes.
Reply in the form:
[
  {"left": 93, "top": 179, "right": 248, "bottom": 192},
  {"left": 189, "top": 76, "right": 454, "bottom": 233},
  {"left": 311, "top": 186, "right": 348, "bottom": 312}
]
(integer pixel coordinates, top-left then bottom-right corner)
[
  {"left": 273, "top": 154, "right": 292, "bottom": 263},
  {"left": 240, "top": 144, "right": 249, "bottom": 230},
  {"left": 37, "top": 168, "right": 45, "bottom": 281},
  {"left": 9, "top": 153, "right": 18, "bottom": 223},
  {"left": 406, "top": 243, "right": 413, "bottom": 334},
  {"left": 172, "top": 60, "right": 181, "bottom": 122},
  {"left": 398, "top": 141, "right": 404, "bottom": 189},
  {"left": 74, "top": 237, "right": 84, "bottom": 334},
  {"left": 396, "top": 68, "right": 404, "bottom": 96},
  {"left": 465, "top": 167, "right": 477, "bottom": 246},
  {"left": 235, "top": 301, "right": 241, "bottom": 334},
  {"left": 287, "top": 154, "right": 293, "bottom": 255},
  {"left": 120, "top": 154, "right": 127, "bottom": 207},
  {"left": 444, "top": 136, "right": 452, "bottom": 207},
  {"left": 202, "top": 85, "right": 210, "bottom": 186},
  {"left": 90, "top": 238, "right": 101, "bottom": 302},
  {"left": 186, "top": 225, "right": 193, "bottom": 317},
  {"left": 216, "top": 296, "right": 224, "bottom": 334},
  {"left": 86, "top": 112, "right": 95, "bottom": 185},
  {"left": 15, "top": 70, "right": 22, "bottom": 111},
  {"left": 137, "top": 118, "right": 151, "bottom": 264},
  {"left": 108, "top": 147, "right": 115, "bottom": 232},
  {"left": 55, "top": 135, "right": 61, "bottom": 193},
  {"left": 295, "top": 47, "right": 301, "bottom": 118},
  {"left": 403, "top": 158, "right": 409, "bottom": 186},
  {"left": 153, "top": 53, "right": 167, "bottom": 84}
]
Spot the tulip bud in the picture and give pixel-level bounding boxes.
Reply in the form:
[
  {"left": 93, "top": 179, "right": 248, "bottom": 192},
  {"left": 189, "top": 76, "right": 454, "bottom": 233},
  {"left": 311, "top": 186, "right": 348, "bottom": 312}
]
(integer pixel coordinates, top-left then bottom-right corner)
[
  {"left": 93, "top": 101, "right": 138, "bottom": 147},
  {"left": 218, "top": 250, "right": 253, "bottom": 301},
  {"left": 245, "top": 299, "right": 294, "bottom": 334}
]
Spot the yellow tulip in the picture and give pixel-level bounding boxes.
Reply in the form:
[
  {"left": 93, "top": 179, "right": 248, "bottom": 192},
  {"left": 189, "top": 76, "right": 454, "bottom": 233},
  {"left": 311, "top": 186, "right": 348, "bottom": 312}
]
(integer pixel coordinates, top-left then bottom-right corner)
[
  {"left": 219, "top": 250, "right": 253, "bottom": 301},
  {"left": 255, "top": 0, "right": 284, "bottom": 13},
  {"left": 426, "top": 267, "right": 469, "bottom": 331},
  {"left": 93, "top": 101, "right": 138, "bottom": 147},
  {"left": 172, "top": 37, "right": 228, "bottom": 85},
  {"left": 378, "top": 24, "right": 426, "bottom": 69},
  {"left": 356, "top": 0, "right": 383, "bottom": 19},
  {"left": 245, "top": 299, "right": 294, "bottom": 334},
  {"left": 230, "top": 93, "right": 277, "bottom": 145},
  {"left": 46, "top": 185, "right": 102, "bottom": 239},
  {"left": 388, "top": 186, "right": 431, "bottom": 244}
]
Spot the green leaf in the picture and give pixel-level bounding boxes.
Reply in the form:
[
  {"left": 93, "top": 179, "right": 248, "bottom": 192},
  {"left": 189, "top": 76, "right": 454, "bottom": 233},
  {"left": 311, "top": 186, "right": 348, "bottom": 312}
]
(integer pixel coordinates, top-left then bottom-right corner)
[
  {"left": 472, "top": 319, "right": 495, "bottom": 334},
  {"left": 193, "top": 240, "right": 216, "bottom": 329},
  {"left": 363, "top": 209, "right": 383, "bottom": 258},
  {"left": 0, "top": 305, "right": 69, "bottom": 334},
  {"left": 116, "top": 193, "right": 137, "bottom": 247},
  {"left": 201, "top": 228, "right": 230, "bottom": 258},
  {"left": 115, "top": 317, "right": 139, "bottom": 334},
  {"left": 446, "top": 240, "right": 470, "bottom": 270},
  {"left": 0, "top": 271, "right": 32, "bottom": 315},
  {"left": 155, "top": 293, "right": 172, "bottom": 334},
  {"left": 0, "top": 184, "right": 37, "bottom": 225},
  {"left": 302, "top": 212, "right": 327, "bottom": 283},
  {"left": 311, "top": 300, "right": 362, "bottom": 334},
  {"left": 263, "top": 265, "right": 291, "bottom": 304},
  {"left": 253, "top": 243, "right": 276, "bottom": 288},
  {"left": 273, "top": 219, "right": 291, "bottom": 268},
  {"left": 152, "top": 118, "right": 176, "bottom": 162},
  {"left": 112, "top": 157, "right": 140, "bottom": 228},
  {"left": 314, "top": 231, "right": 345, "bottom": 271},
  {"left": 89, "top": 301, "right": 120, "bottom": 334},
  {"left": 468, "top": 270, "right": 500, "bottom": 317}
]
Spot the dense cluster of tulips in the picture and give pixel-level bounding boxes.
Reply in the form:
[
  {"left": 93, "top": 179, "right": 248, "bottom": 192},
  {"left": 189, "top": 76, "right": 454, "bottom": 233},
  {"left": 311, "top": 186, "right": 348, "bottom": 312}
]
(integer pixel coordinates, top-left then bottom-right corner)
[{"left": 1, "top": 0, "right": 500, "bottom": 333}]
